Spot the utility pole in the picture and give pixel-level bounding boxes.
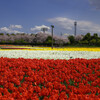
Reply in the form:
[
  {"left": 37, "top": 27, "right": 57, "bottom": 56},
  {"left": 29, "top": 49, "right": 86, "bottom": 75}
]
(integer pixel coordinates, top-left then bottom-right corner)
[
  {"left": 74, "top": 21, "right": 77, "bottom": 36},
  {"left": 51, "top": 25, "right": 54, "bottom": 49}
]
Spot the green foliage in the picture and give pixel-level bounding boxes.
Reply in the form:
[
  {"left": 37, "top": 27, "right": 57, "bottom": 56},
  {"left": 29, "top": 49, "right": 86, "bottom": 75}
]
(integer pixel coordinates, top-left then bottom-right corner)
[
  {"left": 38, "top": 83, "right": 44, "bottom": 89},
  {"left": 79, "top": 33, "right": 100, "bottom": 46},
  {"left": 31, "top": 33, "right": 35, "bottom": 36},
  {"left": 88, "top": 81, "right": 92, "bottom": 86},
  {"left": 0, "top": 32, "right": 100, "bottom": 47},
  {"left": 0, "top": 41, "right": 6, "bottom": 43},
  {"left": 8, "top": 89, "right": 13, "bottom": 93},
  {"left": 20, "top": 39, "right": 28, "bottom": 43},
  {"left": 82, "top": 33, "right": 91, "bottom": 41},
  {"left": 11, "top": 33, "right": 15, "bottom": 35},
  {"left": 68, "top": 35, "right": 75, "bottom": 44},
  {"left": 0, "top": 85, "right": 4, "bottom": 88},
  {"left": 45, "top": 36, "right": 55, "bottom": 45},
  {"left": 21, "top": 33, "right": 25, "bottom": 35},
  {"left": 90, "top": 39, "right": 96, "bottom": 45},
  {"left": 0, "top": 33, "right": 4, "bottom": 35},
  {"left": 67, "top": 41, "right": 70, "bottom": 45},
  {"left": 91, "top": 33, "right": 98, "bottom": 40},
  {"left": 39, "top": 96, "right": 44, "bottom": 100},
  {"left": 61, "top": 80, "right": 68, "bottom": 88},
  {"left": 96, "top": 39, "right": 100, "bottom": 45},
  {"left": 79, "top": 40, "right": 88, "bottom": 45},
  {"left": 7, "top": 40, "right": 13, "bottom": 43},
  {"left": 69, "top": 79, "right": 75, "bottom": 86},
  {"left": 6, "top": 33, "right": 10, "bottom": 36}
]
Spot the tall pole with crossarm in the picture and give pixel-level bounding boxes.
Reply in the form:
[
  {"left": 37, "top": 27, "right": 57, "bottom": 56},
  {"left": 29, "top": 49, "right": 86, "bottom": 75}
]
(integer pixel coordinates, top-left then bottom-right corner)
[
  {"left": 74, "top": 21, "right": 77, "bottom": 36},
  {"left": 51, "top": 25, "right": 54, "bottom": 49}
]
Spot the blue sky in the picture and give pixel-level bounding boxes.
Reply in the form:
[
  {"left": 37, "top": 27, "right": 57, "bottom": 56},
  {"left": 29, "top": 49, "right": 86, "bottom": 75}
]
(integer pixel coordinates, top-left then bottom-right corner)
[{"left": 0, "top": 0, "right": 100, "bottom": 36}]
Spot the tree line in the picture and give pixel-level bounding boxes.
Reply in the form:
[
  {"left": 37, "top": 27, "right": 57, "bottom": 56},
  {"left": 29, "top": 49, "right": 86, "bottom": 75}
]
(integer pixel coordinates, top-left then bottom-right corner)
[
  {"left": 68, "top": 33, "right": 100, "bottom": 46},
  {"left": 0, "top": 32, "right": 100, "bottom": 47}
]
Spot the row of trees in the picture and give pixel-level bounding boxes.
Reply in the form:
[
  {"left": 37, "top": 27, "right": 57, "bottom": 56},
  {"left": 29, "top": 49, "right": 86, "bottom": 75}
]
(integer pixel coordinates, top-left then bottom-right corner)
[
  {"left": 0, "top": 32, "right": 69, "bottom": 46},
  {"left": 68, "top": 33, "right": 100, "bottom": 46},
  {"left": 0, "top": 32, "right": 100, "bottom": 46}
]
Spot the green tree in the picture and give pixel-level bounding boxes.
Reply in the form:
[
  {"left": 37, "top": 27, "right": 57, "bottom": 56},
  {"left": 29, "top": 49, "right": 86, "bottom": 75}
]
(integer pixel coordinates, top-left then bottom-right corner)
[
  {"left": 14, "top": 39, "right": 27, "bottom": 44},
  {"left": 92, "top": 33, "right": 98, "bottom": 39},
  {"left": 82, "top": 33, "right": 91, "bottom": 41},
  {"left": 21, "top": 33, "right": 26, "bottom": 35},
  {"left": 11, "top": 33, "right": 15, "bottom": 35},
  {"left": 45, "top": 36, "right": 55, "bottom": 46},
  {"left": 90, "top": 39, "right": 96, "bottom": 45},
  {"left": 31, "top": 33, "right": 35, "bottom": 36},
  {"left": 68, "top": 35, "right": 75, "bottom": 44},
  {"left": 0, "top": 33, "right": 4, "bottom": 35},
  {"left": 7, "top": 40, "right": 13, "bottom": 43},
  {"left": 79, "top": 40, "right": 88, "bottom": 45},
  {"left": 82, "top": 33, "right": 92, "bottom": 45},
  {"left": 96, "top": 39, "right": 100, "bottom": 46},
  {"left": 91, "top": 33, "right": 99, "bottom": 45},
  {"left": 6, "top": 33, "right": 10, "bottom": 36},
  {"left": 0, "top": 40, "right": 6, "bottom": 43}
]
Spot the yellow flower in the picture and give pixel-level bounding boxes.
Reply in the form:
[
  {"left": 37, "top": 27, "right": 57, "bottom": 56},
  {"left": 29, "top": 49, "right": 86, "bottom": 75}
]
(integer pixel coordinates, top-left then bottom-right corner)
[{"left": 0, "top": 46, "right": 100, "bottom": 51}]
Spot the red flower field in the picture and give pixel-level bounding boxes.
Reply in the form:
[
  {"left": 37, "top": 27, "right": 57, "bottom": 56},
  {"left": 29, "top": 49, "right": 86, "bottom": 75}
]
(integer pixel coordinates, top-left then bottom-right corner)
[{"left": 0, "top": 57, "right": 100, "bottom": 100}]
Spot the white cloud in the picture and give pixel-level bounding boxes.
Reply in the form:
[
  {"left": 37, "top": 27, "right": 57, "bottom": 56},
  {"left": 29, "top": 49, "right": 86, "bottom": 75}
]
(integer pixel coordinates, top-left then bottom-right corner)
[
  {"left": 48, "top": 17, "right": 74, "bottom": 30},
  {"left": 89, "top": 0, "right": 100, "bottom": 9},
  {"left": 0, "top": 27, "right": 9, "bottom": 32},
  {"left": 31, "top": 25, "right": 50, "bottom": 31},
  {"left": 9, "top": 25, "right": 22, "bottom": 29},
  {"left": 48, "top": 17, "right": 100, "bottom": 33},
  {"left": 78, "top": 21, "right": 100, "bottom": 33},
  {"left": 0, "top": 25, "right": 23, "bottom": 33}
]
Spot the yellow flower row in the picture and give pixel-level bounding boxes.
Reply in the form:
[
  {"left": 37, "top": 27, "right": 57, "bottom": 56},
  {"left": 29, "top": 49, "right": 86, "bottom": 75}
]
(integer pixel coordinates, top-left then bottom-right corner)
[
  {"left": 30, "top": 47, "right": 100, "bottom": 51},
  {"left": 0, "top": 47, "right": 100, "bottom": 51}
]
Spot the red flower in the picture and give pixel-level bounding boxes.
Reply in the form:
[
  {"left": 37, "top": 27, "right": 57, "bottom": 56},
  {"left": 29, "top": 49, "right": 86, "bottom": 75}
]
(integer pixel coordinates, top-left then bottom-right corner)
[{"left": 0, "top": 57, "right": 100, "bottom": 99}]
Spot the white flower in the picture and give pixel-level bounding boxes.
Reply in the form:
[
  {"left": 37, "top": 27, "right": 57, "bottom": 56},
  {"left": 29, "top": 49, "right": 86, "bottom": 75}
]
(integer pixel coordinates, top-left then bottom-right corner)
[{"left": 0, "top": 50, "right": 100, "bottom": 60}]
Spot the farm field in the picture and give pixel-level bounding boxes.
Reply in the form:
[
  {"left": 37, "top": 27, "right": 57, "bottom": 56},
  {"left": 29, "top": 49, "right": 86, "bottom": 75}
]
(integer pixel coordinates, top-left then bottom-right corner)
[
  {"left": 1, "top": 0, "right": 100, "bottom": 99},
  {"left": 0, "top": 45, "right": 100, "bottom": 60},
  {"left": 0, "top": 45, "right": 100, "bottom": 100},
  {"left": 1, "top": 45, "right": 100, "bottom": 51}
]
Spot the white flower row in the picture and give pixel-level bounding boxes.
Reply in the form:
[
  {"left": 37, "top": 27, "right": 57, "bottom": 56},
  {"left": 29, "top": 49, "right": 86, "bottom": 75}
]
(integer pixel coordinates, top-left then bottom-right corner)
[{"left": 0, "top": 50, "right": 100, "bottom": 60}]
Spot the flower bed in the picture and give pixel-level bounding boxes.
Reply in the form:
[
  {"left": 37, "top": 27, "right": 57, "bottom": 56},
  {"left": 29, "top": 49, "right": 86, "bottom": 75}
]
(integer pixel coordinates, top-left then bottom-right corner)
[
  {"left": 0, "top": 57, "right": 100, "bottom": 99},
  {"left": 0, "top": 45, "right": 100, "bottom": 51},
  {"left": 1, "top": 47, "right": 31, "bottom": 49},
  {"left": 0, "top": 50, "right": 100, "bottom": 60},
  {"left": 0, "top": 47, "right": 100, "bottom": 99},
  {"left": 0, "top": 46, "right": 31, "bottom": 49}
]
